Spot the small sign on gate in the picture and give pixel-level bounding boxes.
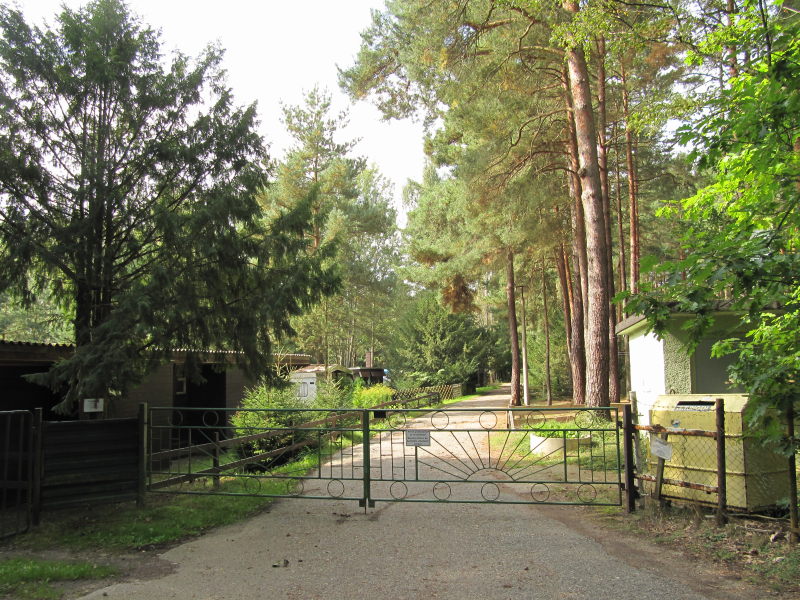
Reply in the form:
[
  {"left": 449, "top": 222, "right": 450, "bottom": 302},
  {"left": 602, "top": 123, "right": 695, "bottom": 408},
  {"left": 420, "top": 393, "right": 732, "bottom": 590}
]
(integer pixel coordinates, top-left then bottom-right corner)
[{"left": 405, "top": 429, "right": 431, "bottom": 446}]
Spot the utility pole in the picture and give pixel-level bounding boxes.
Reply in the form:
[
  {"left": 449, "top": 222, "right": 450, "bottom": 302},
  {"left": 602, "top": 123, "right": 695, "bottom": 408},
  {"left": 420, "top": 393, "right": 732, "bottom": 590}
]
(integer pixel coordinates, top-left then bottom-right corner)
[{"left": 517, "top": 284, "right": 530, "bottom": 406}]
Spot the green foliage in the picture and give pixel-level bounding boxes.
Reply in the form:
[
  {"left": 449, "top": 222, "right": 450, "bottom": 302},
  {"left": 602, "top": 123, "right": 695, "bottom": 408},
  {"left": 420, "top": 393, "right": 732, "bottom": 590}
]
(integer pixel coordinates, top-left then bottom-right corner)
[
  {"left": 0, "top": 291, "right": 72, "bottom": 343},
  {"left": 264, "top": 87, "right": 399, "bottom": 366},
  {"left": 0, "top": 1, "right": 336, "bottom": 413},
  {"left": 389, "top": 292, "right": 497, "bottom": 386},
  {"left": 352, "top": 382, "right": 393, "bottom": 408},
  {"left": 0, "top": 558, "right": 115, "bottom": 600},
  {"left": 623, "top": 5, "right": 800, "bottom": 451}
]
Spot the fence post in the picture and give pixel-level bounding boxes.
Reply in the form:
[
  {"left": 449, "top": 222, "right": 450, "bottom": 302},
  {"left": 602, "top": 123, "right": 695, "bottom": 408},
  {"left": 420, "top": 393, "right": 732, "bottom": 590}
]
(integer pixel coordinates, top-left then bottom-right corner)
[
  {"left": 622, "top": 404, "right": 636, "bottom": 513},
  {"left": 213, "top": 432, "right": 221, "bottom": 491},
  {"left": 137, "top": 403, "right": 147, "bottom": 508},
  {"left": 715, "top": 398, "right": 728, "bottom": 527},
  {"left": 360, "top": 410, "right": 372, "bottom": 511},
  {"left": 787, "top": 403, "right": 798, "bottom": 544},
  {"left": 31, "top": 408, "right": 43, "bottom": 526}
]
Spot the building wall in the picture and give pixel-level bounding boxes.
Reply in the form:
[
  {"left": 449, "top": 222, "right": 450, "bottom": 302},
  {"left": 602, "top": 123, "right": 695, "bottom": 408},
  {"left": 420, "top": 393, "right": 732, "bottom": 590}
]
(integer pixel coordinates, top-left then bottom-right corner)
[
  {"left": 225, "top": 366, "right": 254, "bottom": 409},
  {"left": 663, "top": 324, "right": 694, "bottom": 394},
  {"left": 628, "top": 330, "right": 666, "bottom": 426},
  {"left": 119, "top": 363, "right": 173, "bottom": 420}
]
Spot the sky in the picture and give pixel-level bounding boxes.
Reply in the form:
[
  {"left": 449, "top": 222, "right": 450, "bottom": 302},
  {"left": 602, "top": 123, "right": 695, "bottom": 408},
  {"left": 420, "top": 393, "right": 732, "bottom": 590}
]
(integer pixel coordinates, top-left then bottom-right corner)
[{"left": 18, "top": 0, "right": 426, "bottom": 225}]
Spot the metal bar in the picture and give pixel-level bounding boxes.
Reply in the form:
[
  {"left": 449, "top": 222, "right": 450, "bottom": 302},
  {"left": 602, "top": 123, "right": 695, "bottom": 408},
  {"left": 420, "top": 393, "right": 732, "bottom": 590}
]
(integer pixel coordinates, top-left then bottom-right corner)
[
  {"left": 213, "top": 432, "right": 220, "bottom": 491},
  {"left": 622, "top": 404, "right": 636, "bottom": 513},
  {"left": 361, "top": 410, "right": 371, "bottom": 509},
  {"left": 715, "top": 398, "right": 728, "bottom": 526}
]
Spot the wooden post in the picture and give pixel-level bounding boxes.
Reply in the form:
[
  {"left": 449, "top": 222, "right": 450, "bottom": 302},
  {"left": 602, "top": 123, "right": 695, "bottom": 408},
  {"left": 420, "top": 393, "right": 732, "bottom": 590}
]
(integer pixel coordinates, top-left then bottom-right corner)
[
  {"left": 137, "top": 403, "right": 147, "bottom": 508},
  {"left": 31, "top": 408, "right": 43, "bottom": 526},
  {"left": 213, "top": 432, "right": 221, "bottom": 491},
  {"left": 653, "top": 432, "right": 669, "bottom": 507},
  {"left": 629, "top": 391, "right": 644, "bottom": 508},
  {"left": 715, "top": 398, "right": 728, "bottom": 527},
  {"left": 787, "top": 403, "right": 798, "bottom": 544},
  {"left": 622, "top": 404, "right": 636, "bottom": 513}
]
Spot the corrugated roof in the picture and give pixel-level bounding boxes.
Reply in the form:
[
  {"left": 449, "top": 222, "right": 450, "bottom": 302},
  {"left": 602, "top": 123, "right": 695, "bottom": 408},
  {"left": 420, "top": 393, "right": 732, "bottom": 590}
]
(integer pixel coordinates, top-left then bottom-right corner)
[
  {"left": 0, "top": 340, "right": 311, "bottom": 364},
  {"left": 0, "top": 340, "right": 75, "bottom": 349}
]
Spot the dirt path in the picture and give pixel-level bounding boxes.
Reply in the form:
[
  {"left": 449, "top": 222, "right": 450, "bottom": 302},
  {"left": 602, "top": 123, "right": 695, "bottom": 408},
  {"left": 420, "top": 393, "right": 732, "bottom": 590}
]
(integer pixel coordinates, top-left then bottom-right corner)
[{"left": 77, "top": 386, "right": 763, "bottom": 600}]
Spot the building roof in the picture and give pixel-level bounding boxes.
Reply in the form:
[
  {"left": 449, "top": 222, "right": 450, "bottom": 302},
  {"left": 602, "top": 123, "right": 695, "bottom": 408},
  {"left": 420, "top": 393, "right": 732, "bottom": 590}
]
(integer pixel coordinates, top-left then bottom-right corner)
[
  {"left": 292, "top": 364, "right": 352, "bottom": 375},
  {"left": 0, "top": 340, "right": 74, "bottom": 363},
  {"left": 0, "top": 340, "right": 311, "bottom": 366}
]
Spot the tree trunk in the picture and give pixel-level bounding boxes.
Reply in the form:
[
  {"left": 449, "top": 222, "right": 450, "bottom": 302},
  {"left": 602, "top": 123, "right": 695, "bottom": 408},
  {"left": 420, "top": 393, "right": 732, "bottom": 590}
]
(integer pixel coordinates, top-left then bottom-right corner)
[
  {"left": 613, "top": 121, "right": 628, "bottom": 305},
  {"left": 542, "top": 259, "right": 553, "bottom": 406},
  {"left": 621, "top": 64, "right": 640, "bottom": 295},
  {"left": 563, "top": 68, "right": 589, "bottom": 329},
  {"left": 596, "top": 36, "right": 620, "bottom": 405},
  {"left": 506, "top": 249, "right": 521, "bottom": 406},
  {"left": 563, "top": 3, "right": 611, "bottom": 408},
  {"left": 555, "top": 245, "right": 572, "bottom": 349}
]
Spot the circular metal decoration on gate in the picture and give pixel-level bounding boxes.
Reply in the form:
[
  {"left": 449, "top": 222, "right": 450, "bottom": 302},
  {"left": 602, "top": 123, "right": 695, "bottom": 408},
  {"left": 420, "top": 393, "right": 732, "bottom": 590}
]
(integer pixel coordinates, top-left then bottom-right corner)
[
  {"left": 481, "top": 482, "right": 501, "bottom": 502},
  {"left": 167, "top": 410, "right": 184, "bottom": 427},
  {"left": 524, "top": 410, "right": 548, "bottom": 429},
  {"left": 431, "top": 411, "right": 450, "bottom": 430},
  {"left": 327, "top": 479, "right": 345, "bottom": 498},
  {"left": 388, "top": 411, "right": 407, "bottom": 430},
  {"left": 243, "top": 476, "right": 262, "bottom": 494},
  {"left": 530, "top": 483, "right": 550, "bottom": 503},
  {"left": 479, "top": 411, "right": 498, "bottom": 430},
  {"left": 432, "top": 481, "right": 452, "bottom": 501},
  {"left": 577, "top": 484, "right": 598, "bottom": 504},
  {"left": 286, "top": 478, "right": 304, "bottom": 496},
  {"left": 202, "top": 410, "right": 219, "bottom": 427},
  {"left": 390, "top": 481, "right": 408, "bottom": 500},
  {"left": 574, "top": 410, "right": 598, "bottom": 430}
]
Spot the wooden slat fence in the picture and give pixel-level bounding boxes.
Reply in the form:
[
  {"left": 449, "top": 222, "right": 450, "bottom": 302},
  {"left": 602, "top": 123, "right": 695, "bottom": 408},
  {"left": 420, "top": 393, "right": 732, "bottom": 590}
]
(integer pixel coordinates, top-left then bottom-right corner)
[{"left": 39, "top": 417, "right": 141, "bottom": 512}]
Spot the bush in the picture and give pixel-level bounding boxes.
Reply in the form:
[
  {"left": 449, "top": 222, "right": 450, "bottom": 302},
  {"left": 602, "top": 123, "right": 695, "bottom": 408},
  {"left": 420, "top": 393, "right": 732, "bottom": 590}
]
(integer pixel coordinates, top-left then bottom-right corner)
[
  {"left": 352, "top": 383, "right": 393, "bottom": 408},
  {"left": 231, "top": 383, "right": 313, "bottom": 460}
]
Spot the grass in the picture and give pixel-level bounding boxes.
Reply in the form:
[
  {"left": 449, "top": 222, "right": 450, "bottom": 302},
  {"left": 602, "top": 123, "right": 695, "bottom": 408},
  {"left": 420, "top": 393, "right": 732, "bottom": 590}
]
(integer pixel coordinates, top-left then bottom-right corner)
[
  {"left": 593, "top": 502, "right": 800, "bottom": 596},
  {"left": 0, "top": 558, "right": 116, "bottom": 600}
]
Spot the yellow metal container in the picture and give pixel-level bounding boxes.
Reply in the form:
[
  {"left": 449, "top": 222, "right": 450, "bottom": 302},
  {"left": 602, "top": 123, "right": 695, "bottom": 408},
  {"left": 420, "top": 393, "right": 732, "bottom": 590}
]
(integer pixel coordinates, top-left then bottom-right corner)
[{"left": 649, "top": 394, "right": 790, "bottom": 511}]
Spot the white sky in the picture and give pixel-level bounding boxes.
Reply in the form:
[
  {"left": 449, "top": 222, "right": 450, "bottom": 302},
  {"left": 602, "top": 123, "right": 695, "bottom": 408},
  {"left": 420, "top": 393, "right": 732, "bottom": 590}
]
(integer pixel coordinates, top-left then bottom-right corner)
[{"left": 17, "top": 0, "right": 425, "bottom": 225}]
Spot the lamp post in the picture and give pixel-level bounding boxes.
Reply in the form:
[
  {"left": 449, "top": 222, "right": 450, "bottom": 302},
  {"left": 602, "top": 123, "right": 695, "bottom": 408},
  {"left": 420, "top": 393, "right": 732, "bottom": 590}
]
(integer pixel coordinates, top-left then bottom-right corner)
[{"left": 517, "top": 284, "right": 530, "bottom": 406}]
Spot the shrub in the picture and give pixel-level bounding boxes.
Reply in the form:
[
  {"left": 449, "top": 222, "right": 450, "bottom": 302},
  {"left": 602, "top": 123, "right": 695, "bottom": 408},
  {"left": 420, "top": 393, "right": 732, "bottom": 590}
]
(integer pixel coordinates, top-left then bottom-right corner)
[{"left": 352, "top": 383, "right": 393, "bottom": 408}]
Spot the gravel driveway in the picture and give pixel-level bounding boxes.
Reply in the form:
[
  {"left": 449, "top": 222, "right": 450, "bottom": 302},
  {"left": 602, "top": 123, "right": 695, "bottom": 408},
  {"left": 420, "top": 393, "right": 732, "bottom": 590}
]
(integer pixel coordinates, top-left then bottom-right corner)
[{"left": 77, "top": 387, "right": 758, "bottom": 600}]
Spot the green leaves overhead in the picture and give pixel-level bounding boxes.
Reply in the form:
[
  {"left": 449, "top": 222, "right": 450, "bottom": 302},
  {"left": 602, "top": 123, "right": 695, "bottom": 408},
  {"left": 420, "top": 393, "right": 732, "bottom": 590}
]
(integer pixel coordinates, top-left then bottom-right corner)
[{"left": 0, "top": 0, "right": 337, "bottom": 412}]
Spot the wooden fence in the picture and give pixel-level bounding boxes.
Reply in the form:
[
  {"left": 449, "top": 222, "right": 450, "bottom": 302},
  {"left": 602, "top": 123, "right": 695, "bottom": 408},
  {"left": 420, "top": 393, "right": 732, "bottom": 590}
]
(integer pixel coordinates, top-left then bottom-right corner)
[
  {"left": 36, "top": 412, "right": 143, "bottom": 516},
  {"left": 0, "top": 409, "right": 145, "bottom": 528}
]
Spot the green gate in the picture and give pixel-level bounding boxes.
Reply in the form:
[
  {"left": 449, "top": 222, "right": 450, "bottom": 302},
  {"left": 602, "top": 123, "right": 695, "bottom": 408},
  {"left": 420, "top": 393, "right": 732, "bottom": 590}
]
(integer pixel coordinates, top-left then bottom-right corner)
[{"left": 146, "top": 404, "right": 629, "bottom": 508}]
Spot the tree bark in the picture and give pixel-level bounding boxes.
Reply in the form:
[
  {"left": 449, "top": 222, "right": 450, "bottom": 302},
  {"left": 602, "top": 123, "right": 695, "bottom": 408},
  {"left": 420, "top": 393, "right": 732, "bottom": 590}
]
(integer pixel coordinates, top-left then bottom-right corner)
[
  {"left": 542, "top": 259, "right": 553, "bottom": 406},
  {"left": 596, "top": 36, "right": 619, "bottom": 405},
  {"left": 555, "top": 245, "right": 572, "bottom": 349},
  {"left": 563, "top": 68, "right": 589, "bottom": 329},
  {"left": 506, "top": 249, "right": 521, "bottom": 406},
  {"left": 621, "top": 63, "right": 640, "bottom": 294},
  {"left": 613, "top": 121, "right": 628, "bottom": 304},
  {"left": 563, "top": 2, "right": 611, "bottom": 408}
]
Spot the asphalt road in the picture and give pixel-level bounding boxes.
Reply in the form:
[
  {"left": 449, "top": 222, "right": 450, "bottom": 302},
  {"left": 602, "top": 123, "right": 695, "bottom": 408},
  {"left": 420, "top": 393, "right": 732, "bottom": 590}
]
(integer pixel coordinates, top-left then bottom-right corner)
[{"left": 78, "top": 387, "right": 757, "bottom": 600}]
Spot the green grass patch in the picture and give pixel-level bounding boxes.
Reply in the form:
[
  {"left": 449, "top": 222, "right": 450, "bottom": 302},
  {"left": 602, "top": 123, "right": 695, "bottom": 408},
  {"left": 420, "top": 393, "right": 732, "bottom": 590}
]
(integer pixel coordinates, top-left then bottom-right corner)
[
  {"left": 8, "top": 389, "right": 492, "bottom": 555},
  {"left": 0, "top": 558, "right": 116, "bottom": 600}
]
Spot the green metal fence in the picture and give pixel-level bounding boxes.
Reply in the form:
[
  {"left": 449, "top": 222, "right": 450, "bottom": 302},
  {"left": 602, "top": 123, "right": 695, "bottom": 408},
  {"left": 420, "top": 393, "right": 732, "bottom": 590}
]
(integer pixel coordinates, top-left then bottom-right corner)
[{"left": 146, "top": 404, "right": 626, "bottom": 508}]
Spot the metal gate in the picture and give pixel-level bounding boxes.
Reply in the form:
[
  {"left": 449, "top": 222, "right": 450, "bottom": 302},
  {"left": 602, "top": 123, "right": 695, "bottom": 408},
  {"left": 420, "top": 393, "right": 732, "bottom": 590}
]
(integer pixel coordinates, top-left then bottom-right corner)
[
  {"left": 146, "top": 404, "right": 627, "bottom": 508},
  {"left": 0, "top": 410, "right": 34, "bottom": 538}
]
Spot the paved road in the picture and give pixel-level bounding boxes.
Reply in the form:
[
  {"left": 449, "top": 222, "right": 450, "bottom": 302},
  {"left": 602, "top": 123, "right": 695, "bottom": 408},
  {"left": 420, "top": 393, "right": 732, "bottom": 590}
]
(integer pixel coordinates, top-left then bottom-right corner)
[{"left": 79, "top": 387, "right": 756, "bottom": 600}]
